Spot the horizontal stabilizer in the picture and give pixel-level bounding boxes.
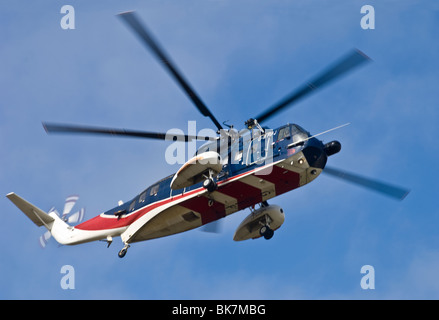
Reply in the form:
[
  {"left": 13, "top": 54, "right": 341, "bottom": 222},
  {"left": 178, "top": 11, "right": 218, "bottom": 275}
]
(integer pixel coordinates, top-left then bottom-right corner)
[{"left": 6, "top": 192, "right": 54, "bottom": 228}]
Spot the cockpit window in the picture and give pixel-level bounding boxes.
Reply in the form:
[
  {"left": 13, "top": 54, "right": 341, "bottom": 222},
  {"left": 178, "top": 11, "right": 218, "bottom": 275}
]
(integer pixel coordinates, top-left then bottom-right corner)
[
  {"left": 291, "top": 124, "right": 309, "bottom": 136},
  {"left": 277, "top": 126, "right": 291, "bottom": 141},
  {"left": 290, "top": 124, "right": 310, "bottom": 144}
]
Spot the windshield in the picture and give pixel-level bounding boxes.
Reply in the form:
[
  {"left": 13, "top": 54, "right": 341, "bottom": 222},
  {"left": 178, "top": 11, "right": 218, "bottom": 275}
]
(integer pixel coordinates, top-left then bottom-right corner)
[{"left": 290, "top": 124, "right": 309, "bottom": 143}]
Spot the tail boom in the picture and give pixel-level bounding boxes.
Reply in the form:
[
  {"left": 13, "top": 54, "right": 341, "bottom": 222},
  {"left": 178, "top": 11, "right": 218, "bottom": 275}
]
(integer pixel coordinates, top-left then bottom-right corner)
[{"left": 6, "top": 192, "right": 124, "bottom": 246}]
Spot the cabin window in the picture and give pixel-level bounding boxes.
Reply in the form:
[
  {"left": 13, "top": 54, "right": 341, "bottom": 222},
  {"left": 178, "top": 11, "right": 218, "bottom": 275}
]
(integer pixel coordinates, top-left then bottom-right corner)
[
  {"left": 150, "top": 184, "right": 159, "bottom": 196},
  {"left": 277, "top": 126, "right": 291, "bottom": 141},
  {"left": 129, "top": 200, "right": 136, "bottom": 212},
  {"left": 139, "top": 191, "right": 147, "bottom": 203}
]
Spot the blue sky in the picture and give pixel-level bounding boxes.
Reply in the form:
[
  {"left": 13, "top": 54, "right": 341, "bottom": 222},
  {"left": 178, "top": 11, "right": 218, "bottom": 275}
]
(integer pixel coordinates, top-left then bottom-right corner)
[{"left": 1, "top": 0, "right": 439, "bottom": 299}]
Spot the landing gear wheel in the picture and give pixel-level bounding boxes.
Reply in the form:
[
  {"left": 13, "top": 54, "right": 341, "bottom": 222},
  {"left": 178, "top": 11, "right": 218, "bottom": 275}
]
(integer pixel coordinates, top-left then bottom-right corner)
[
  {"left": 203, "top": 178, "right": 217, "bottom": 192},
  {"left": 118, "top": 244, "right": 130, "bottom": 258},
  {"left": 118, "top": 248, "right": 127, "bottom": 258},
  {"left": 259, "top": 226, "right": 274, "bottom": 240},
  {"left": 264, "top": 228, "right": 274, "bottom": 240}
]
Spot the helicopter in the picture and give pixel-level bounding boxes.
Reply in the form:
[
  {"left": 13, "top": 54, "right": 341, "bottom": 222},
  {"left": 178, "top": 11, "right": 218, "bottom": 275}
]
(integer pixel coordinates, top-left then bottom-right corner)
[{"left": 6, "top": 11, "right": 409, "bottom": 258}]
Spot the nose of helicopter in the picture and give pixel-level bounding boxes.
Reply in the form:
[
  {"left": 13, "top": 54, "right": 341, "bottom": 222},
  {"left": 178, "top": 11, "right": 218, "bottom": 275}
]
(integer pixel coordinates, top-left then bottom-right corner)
[{"left": 302, "top": 140, "right": 328, "bottom": 169}]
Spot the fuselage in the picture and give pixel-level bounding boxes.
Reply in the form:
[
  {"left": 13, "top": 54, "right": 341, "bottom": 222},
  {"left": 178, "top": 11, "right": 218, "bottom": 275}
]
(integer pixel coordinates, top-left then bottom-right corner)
[{"left": 73, "top": 123, "right": 328, "bottom": 244}]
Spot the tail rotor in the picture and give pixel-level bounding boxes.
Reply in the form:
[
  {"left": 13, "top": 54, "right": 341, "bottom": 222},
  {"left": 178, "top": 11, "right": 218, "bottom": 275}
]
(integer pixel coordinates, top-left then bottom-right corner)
[
  {"left": 38, "top": 195, "right": 85, "bottom": 248},
  {"left": 66, "top": 207, "right": 85, "bottom": 224}
]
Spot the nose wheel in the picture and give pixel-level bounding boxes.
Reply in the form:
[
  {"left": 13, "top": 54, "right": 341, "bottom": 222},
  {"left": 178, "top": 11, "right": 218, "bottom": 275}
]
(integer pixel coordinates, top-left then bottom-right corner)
[
  {"left": 203, "top": 178, "right": 217, "bottom": 192},
  {"left": 202, "top": 169, "right": 218, "bottom": 192}
]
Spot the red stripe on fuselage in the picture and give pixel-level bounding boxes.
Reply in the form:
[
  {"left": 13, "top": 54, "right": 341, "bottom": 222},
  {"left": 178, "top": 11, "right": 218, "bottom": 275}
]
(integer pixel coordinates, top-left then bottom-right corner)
[
  {"left": 75, "top": 188, "right": 201, "bottom": 231},
  {"left": 179, "top": 197, "right": 225, "bottom": 225},
  {"left": 260, "top": 165, "right": 301, "bottom": 195},
  {"left": 217, "top": 181, "right": 262, "bottom": 211}
]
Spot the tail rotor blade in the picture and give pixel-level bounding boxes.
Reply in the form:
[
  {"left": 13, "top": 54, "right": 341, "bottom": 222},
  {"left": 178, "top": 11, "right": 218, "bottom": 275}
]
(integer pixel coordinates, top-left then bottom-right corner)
[
  {"left": 67, "top": 208, "right": 86, "bottom": 224},
  {"left": 62, "top": 195, "right": 79, "bottom": 218},
  {"left": 323, "top": 166, "right": 410, "bottom": 201},
  {"left": 48, "top": 206, "right": 59, "bottom": 216},
  {"left": 39, "top": 230, "right": 52, "bottom": 249}
]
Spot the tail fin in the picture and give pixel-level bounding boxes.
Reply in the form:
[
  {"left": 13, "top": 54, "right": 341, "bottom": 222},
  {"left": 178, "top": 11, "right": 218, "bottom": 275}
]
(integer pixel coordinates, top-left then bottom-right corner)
[
  {"left": 7, "top": 192, "right": 99, "bottom": 247},
  {"left": 6, "top": 192, "right": 55, "bottom": 229}
]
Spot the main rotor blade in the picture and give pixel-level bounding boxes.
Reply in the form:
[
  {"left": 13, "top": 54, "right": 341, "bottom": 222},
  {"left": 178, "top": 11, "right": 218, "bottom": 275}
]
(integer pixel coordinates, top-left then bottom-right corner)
[
  {"left": 118, "top": 11, "right": 223, "bottom": 131},
  {"left": 323, "top": 166, "right": 410, "bottom": 201},
  {"left": 43, "top": 122, "right": 216, "bottom": 142},
  {"left": 255, "top": 49, "right": 371, "bottom": 124}
]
